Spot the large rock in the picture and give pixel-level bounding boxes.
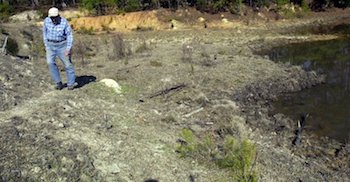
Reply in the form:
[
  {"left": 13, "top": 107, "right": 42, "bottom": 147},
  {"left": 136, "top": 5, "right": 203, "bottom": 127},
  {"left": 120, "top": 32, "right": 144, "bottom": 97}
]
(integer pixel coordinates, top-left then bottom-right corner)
[
  {"left": 99, "top": 79, "right": 122, "bottom": 94},
  {"left": 9, "top": 10, "right": 41, "bottom": 22}
]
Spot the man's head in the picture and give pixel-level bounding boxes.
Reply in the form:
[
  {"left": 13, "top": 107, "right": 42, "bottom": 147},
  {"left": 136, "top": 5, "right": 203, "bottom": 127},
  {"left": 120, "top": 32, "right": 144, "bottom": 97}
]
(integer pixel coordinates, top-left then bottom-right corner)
[
  {"left": 48, "top": 7, "right": 61, "bottom": 25},
  {"left": 48, "top": 7, "right": 59, "bottom": 17}
]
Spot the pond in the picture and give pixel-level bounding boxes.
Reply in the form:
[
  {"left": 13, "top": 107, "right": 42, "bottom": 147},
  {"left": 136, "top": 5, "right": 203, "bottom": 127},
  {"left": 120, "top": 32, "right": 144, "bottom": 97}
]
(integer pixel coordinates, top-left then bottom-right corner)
[{"left": 266, "top": 38, "right": 350, "bottom": 143}]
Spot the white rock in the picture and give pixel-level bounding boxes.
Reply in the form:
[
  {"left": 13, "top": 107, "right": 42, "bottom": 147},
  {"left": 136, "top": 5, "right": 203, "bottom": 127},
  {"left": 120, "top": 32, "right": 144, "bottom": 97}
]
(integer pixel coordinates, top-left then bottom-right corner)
[
  {"left": 198, "top": 17, "right": 205, "bottom": 22},
  {"left": 99, "top": 78, "right": 122, "bottom": 94},
  {"left": 58, "top": 123, "right": 65, "bottom": 128},
  {"left": 109, "top": 163, "right": 120, "bottom": 174},
  {"left": 222, "top": 18, "right": 229, "bottom": 23},
  {"left": 160, "top": 77, "right": 171, "bottom": 83}
]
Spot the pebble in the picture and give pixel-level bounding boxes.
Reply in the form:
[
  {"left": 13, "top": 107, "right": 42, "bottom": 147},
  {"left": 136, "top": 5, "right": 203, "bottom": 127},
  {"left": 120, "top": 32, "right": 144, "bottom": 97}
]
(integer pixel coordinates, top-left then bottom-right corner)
[
  {"left": 76, "top": 154, "right": 85, "bottom": 162},
  {"left": 109, "top": 163, "right": 120, "bottom": 174},
  {"left": 32, "top": 167, "right": 41, "bottom": 173}
]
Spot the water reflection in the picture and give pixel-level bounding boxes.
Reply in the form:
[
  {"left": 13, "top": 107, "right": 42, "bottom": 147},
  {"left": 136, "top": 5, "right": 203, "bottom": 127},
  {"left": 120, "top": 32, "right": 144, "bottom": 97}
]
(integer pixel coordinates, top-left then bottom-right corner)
[{"left": 268, "top": 38, "right": 350, "bottom": 142}]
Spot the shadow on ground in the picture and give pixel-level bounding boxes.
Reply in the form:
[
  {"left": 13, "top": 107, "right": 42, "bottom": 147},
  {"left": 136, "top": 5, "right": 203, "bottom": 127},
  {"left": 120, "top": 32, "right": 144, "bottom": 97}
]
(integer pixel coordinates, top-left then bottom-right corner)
[{"left": 75, "top": 75, "right": 97, "bottom": 89}]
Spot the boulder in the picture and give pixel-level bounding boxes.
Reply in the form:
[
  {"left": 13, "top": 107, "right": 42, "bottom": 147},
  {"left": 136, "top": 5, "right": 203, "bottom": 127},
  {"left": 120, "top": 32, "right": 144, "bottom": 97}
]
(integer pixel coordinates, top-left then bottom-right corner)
[{"left": 99, "top": 79, "right": 122, "bottom": 94}]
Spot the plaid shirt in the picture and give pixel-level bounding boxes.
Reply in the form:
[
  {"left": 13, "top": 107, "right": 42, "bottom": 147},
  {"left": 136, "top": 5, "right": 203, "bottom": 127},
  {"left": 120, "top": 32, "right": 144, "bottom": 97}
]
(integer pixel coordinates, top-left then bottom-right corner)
[{"left": 43, "top": 17, "right": 73, "bottom": 50}]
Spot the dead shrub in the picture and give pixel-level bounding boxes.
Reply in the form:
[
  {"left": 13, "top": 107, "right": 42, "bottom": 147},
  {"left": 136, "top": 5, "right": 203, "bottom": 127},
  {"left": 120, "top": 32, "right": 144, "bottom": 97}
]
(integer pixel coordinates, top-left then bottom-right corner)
[
  {"left": 108, "top": 33, "right": 130, "bottom": 61},
  {"left": 74, "top": 40, "right": 88, "bottom": 67},
  {"left": 199, "top": 44, "right": 217, "bottom": 67},
  {"left": 182, "top": 44, "right": 193, "bottom": 63}
]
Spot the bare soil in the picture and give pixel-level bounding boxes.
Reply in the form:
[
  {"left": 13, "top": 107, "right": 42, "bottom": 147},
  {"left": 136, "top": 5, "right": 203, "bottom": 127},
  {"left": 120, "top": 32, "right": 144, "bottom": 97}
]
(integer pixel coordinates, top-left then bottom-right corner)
[{"left": 0, "top": 8, "right": 350, "bottom": 182}]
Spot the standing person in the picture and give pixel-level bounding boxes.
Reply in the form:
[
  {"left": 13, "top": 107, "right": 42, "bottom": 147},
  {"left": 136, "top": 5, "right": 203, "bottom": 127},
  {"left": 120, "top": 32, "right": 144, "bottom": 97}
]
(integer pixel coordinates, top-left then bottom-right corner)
[{"left": 43, "top": 7, "right": 76, "bottom": 90}]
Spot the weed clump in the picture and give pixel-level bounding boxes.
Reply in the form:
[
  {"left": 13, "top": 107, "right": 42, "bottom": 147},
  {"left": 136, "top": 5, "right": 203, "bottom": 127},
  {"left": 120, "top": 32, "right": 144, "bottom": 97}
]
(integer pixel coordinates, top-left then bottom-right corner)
[
  {"left": 77, "top": 27, "right": 95, "bottom": 35},
  {"left": 176, "top": 129, "right": 197, "bottom": 157},
  {"left": 150, "top": 60, "right": 162, "bottom": 67},
  {"left": 176, "top": 129, "right": 258, "bottom": 181},
  {"left": 0, "top": 2, "right": 12, "bottom": 22},
  {"left": 217, "top": 137, "right": 258, "bottom": 182}
]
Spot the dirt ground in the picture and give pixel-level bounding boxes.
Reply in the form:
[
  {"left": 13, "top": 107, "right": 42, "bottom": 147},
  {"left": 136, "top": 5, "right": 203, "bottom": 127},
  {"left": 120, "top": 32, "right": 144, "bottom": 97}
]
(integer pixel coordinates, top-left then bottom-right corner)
[{"left": 1, "top": 8, "right": 350, "bottom": 182}]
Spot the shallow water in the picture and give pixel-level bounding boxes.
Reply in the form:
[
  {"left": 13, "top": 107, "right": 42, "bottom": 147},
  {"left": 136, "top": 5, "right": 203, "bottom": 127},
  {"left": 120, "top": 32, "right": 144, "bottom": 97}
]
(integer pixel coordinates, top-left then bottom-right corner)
[{"left": 267, "top": 38, "right": 350, "bottom": 142}]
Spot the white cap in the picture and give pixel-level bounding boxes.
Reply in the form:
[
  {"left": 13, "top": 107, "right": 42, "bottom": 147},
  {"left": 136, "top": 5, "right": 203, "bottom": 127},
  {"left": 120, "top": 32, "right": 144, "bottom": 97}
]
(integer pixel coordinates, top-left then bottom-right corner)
[{"left": 48, "top": 7, "right": 59, "bottom": 17}]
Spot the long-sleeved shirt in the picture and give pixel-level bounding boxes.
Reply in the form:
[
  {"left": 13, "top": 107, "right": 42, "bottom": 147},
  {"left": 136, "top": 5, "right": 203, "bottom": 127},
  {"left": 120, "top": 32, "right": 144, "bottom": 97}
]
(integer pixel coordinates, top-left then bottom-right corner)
[{"left": 43, "top": 17, "right": 73, "bottom": 50}]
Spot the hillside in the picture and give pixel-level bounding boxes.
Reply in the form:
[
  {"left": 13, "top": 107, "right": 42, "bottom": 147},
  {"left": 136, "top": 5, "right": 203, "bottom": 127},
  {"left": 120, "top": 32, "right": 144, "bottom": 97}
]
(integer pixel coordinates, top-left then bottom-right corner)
[{"left": 0, "top": 8, "right": 350, "bottom": 181}]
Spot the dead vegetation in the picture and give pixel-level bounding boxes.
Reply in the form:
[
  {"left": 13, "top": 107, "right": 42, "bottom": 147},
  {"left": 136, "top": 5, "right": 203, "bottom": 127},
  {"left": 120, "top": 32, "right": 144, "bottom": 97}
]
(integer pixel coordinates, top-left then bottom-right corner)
[{"left": 0, "top": 116, "right": 101, "bottom": 181}]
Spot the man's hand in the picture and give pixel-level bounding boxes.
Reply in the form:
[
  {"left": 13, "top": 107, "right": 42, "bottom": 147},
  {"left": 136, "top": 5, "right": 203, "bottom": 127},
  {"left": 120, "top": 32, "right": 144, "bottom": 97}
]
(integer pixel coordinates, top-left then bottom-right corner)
[{"left": 65, "top": 50, "right": 71, "bottom": 56}]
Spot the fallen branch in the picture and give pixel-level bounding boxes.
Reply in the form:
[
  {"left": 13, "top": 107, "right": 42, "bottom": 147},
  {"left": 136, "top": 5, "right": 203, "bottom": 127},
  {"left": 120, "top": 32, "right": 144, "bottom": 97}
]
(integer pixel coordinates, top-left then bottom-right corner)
[
  {"left": 1, "top": 36, "right": 8, "bottom": 55},
  {"left": 184, "top": 107, "right": 204, "bottom": 118},
  {"left": 149, "top": 83, "right": 187, "bottom": 99}
]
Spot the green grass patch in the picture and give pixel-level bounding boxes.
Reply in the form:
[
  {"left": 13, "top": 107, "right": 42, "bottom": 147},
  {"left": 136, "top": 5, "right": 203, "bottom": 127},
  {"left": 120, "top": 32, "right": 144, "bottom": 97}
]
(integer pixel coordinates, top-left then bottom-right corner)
[
  {"left": 176, "top": 129, "right": 258, "bottom": 181},
  {"left": 85, "top": 83, "right": 120, "bottom": 101},
  {"left": 121, "top": 84, "right": 139, "bottom": 94},
  {"left": 218, "top": 50, "right": 226, "bottom": 55},
  {"left": 150, "top": 60, "right": 162, "bottom": 67}
]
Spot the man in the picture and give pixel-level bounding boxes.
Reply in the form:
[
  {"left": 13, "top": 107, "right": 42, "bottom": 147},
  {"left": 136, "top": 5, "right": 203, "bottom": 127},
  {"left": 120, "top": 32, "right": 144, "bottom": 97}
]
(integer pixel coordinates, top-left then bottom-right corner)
[{"left": 43, "top": 7, "right": 76, "bottom": 90}]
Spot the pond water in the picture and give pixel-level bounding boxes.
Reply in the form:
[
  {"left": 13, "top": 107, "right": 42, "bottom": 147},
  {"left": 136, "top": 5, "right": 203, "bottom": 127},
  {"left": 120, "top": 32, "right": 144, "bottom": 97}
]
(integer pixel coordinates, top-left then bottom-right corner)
[{"left": 266, "top": 38, "right": 350, "bottom": 143}]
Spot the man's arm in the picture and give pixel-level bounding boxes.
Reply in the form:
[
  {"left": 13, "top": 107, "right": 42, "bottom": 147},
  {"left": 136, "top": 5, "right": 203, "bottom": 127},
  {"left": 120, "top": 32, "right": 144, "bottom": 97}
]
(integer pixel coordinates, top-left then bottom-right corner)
[
  {"left": 65, "top": 20, "right": 73, "bottom": 51},
  {"left": 43, "top": 18, "right": 48, "bottom": 48}
]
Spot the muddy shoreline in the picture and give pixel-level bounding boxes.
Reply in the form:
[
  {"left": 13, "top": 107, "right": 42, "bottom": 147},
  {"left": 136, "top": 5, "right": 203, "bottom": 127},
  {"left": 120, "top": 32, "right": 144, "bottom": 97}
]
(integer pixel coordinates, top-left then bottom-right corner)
[{"left": 232, "top": 44, "right": 350, "bottom": 181}]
